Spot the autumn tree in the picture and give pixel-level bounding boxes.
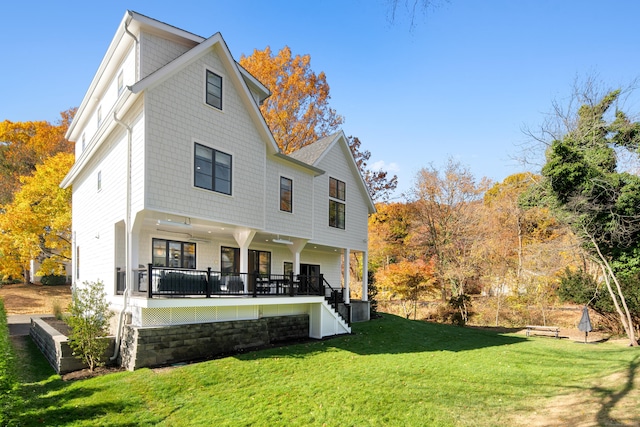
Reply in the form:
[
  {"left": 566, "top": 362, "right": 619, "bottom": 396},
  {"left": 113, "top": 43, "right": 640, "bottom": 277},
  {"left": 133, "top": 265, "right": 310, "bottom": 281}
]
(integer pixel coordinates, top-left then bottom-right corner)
[
  {"left": 536, "top": 88, "right": 640, "bottom": 346},
  {"left": 0, "top": 152, "right": 74, "bottom": 282},
  {"left": 482, "top": 173, "right": 580, "bottom": 325},
  {"left": 0, "top": 109, "right": 75, "bottom": 204},
  {"left": 410, "top": 158, "right": 490, "bottom": 302},
  {"left": 348, "top": 136, "right": 398, "bottom": 202},
  {"left": 368, "top": 202, "right": 418, "bottom": 272},
  {"left": 239, "top": 46, "right": 343, "bottom": 154},
  {"left": 375, "top": 258, "right": 436, "bottom": 319}
]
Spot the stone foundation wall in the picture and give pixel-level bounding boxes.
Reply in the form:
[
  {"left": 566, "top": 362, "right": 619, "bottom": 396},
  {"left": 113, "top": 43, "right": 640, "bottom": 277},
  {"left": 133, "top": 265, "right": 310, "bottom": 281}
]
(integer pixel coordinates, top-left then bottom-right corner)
[{"left": 120, "top": 314, "right": 309, "bottom": 370}]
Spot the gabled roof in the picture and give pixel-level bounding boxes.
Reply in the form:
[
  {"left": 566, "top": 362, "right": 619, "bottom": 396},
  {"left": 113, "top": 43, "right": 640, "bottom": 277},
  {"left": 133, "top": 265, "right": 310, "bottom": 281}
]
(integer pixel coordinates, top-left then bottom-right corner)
[
  {"left": 128, "top": 22, "right": 279, "bottom": 155},
  {"left": 290, "top": 132, "right": 376, "bottom": 214},
  {"left": 66, "top": 10, "right": 271, "bottom": 141},
  {"left": 288, "top": 134, "right": 336, "bottom": 166}
]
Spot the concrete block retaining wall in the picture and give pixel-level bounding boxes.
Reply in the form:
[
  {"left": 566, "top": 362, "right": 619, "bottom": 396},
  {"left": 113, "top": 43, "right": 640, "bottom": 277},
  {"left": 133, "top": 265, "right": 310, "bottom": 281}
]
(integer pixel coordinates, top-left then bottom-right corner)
[
  {"left": 30, "top": 318, "right": 115, "bottom": 374},
  {"left": 120, "top": 314, "right": 309, "bottom": 370}
]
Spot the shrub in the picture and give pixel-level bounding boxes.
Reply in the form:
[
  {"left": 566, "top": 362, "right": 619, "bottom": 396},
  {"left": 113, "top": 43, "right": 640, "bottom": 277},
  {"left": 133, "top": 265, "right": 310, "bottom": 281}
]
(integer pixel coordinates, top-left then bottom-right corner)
[
  {"left": 67, "top": 280, "right": 113, "bottom": 371},
  {"left": 40, "top": 274, "right": 67, "bottom": 286},
  {"left": 0, "top": 300, "right": 18, "bottom": 423},
  {"left": 52, "top": 299, "right": 65, "bottom": 320}
]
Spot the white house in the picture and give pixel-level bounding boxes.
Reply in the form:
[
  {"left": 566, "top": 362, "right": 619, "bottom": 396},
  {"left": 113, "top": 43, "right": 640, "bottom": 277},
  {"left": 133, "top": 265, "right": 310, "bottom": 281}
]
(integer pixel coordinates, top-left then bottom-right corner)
[{"left": 60, "top": 11, "right": 375, "bottom": 369}]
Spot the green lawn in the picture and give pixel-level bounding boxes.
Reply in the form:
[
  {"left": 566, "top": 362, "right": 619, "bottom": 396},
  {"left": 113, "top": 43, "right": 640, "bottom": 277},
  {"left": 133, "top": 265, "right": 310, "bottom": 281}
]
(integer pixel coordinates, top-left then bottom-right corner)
[{"left": 3, "top": 313, "right": 639, "bottom": 426}]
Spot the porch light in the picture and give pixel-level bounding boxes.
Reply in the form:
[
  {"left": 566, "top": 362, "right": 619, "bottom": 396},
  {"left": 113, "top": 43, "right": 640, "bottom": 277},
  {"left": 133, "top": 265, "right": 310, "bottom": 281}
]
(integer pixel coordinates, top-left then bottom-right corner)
[{"left": 272, "top": 237, "right": 293, "bottom": 245}]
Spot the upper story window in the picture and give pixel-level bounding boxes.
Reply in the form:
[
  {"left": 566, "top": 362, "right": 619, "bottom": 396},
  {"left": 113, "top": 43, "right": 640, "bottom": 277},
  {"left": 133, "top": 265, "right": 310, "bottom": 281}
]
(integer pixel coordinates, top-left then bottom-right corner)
[
  {"left": 97, "top": 106, "right": 102, "bottom": 128},
  {"left": 205, "top": 70, "right": 222, "bottom": 110},
  {"left": 97, "top": 171, "right": 102, "bottom": 192},
  {"left": 194, "top": 143, "right": 232, "bottom": 195},
  {"left": 152, "top": 238, "right": 196, "bottom": 269},
  {"left": 329, "top": 177, "right": 345, "bottom": 229},
  {"left": 117, "top": 71, "right": 124, "bottom": 95},
  {"left": 81, "top": 133, "right": 86, "bottom": 152},
  {"left": 280, "top": 176, "right": 293, "bottom": 212}
]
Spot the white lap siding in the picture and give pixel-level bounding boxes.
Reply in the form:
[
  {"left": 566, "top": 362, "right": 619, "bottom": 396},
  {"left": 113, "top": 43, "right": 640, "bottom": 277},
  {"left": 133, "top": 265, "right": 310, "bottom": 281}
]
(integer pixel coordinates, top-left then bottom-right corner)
[{"left": 72, "top": 129, "right": 128, "bottom": 294}]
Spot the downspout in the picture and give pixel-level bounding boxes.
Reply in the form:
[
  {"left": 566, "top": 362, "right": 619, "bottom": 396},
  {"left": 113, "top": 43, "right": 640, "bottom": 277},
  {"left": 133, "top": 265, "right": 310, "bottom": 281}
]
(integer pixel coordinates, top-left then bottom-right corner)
[
  {"left": 111, "top": 111, "right": 132, "bottom": 361},
  {"left": 111, "top": 15, "right": 137, "bottom": 361}
]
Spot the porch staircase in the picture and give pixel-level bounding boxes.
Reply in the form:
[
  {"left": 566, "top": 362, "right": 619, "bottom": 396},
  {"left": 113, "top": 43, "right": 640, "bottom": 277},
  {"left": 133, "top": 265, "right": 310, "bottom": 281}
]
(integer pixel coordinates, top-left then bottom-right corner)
[{"left": 323, "top": 280, "right": 350, "bottom": 326}]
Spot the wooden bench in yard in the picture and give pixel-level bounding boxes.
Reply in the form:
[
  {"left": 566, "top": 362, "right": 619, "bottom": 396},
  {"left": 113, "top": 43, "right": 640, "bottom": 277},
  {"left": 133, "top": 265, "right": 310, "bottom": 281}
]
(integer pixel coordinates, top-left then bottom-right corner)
[{"left": 525, "top": 325, "right": 560, "bottom": 338}]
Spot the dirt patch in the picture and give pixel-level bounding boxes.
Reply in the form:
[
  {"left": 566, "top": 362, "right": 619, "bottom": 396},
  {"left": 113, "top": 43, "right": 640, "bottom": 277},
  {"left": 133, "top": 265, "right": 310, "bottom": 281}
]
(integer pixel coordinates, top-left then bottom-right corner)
[
  {"left": 0, "top": 282, "right": 71, "bottom": 315},
  {"left": 509, "top": 369, "right": 640, "bottom": 426},
  {"left": 61, "top": 365, "right": 125, "bottom": 381}
]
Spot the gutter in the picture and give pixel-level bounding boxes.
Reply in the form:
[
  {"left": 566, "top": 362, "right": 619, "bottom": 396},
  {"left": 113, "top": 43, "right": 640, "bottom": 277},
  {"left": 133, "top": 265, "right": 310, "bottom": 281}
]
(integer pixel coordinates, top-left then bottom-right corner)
[
  {"left": 110, "top": 110, "right": 133, "bottom": 362},
  {"left": 110, "top": 16, "right": 137, "bottom": 362}
]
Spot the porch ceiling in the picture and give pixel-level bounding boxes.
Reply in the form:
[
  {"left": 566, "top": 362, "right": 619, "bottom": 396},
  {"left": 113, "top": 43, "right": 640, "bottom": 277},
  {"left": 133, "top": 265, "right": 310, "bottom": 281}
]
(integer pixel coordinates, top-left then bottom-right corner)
[{"left": 141, "top": 214, "right": 347, "bottom": 253}]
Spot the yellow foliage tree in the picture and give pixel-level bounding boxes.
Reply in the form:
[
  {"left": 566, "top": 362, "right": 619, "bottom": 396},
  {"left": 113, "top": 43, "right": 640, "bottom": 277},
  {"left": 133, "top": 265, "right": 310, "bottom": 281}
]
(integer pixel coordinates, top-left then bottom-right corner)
[
  {"left": 375, "top": 259, "right": 436, "bottom": 319},
  {"left": 0, "top": 152, "right": 74, "bottom": 281},
  {"left": 0, "top": 109, "right": 75, "bottom": 204},
  {"left": 239, "top": 46, "right": 343, "bottom": 154}
]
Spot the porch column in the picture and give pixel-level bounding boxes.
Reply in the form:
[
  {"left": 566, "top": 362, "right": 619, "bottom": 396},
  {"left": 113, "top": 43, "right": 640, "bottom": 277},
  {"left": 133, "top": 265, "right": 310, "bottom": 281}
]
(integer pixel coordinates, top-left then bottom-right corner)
[
  {"left": 234, "top": 229, "right": 256, "bottom": 292},
  {"left": 362, "top": 251, "right": 368, "bottom": 302},
  {"left": 344, "top": 248, "right": 350, "bottom": 304},
  {"left": 288, "top": 239, "right": 307, "bottom": 275}
]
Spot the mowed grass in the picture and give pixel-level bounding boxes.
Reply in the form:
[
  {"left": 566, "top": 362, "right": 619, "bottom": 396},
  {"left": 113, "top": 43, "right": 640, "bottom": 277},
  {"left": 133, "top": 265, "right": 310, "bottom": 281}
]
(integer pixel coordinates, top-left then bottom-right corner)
[{"left": 4, "top": 314, "right": 639, "bottom": 426}]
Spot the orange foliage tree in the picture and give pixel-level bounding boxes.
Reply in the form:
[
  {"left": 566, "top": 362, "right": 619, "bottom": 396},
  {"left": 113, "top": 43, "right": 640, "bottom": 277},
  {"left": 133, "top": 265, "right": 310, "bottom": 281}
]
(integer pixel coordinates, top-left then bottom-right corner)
[
  {"left": 0, "top": 109, "right": 75, "bottom": 203},
  {"left": 375, "top": 258, "right": 436, "bottom": 319},
  {"left": 239, "top": 46, "right": 343, "bottom": 154}
]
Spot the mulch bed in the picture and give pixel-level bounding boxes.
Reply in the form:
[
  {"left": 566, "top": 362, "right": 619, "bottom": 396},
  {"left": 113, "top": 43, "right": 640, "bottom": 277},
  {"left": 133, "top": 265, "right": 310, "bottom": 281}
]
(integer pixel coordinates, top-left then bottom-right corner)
[{"left": 42, "top": 317, "right": 72, "bottom": 336}]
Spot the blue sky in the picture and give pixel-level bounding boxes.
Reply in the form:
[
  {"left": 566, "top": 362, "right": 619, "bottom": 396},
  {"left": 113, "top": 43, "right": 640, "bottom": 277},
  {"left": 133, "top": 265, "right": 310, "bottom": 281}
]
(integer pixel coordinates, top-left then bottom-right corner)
[{"left": 2, "top": 0, "right": 639, "bottom": 198}]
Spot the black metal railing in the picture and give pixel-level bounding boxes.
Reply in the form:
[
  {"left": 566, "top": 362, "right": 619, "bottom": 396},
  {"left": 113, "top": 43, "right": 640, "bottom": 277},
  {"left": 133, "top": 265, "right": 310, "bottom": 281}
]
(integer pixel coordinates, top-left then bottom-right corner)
[
  {"left": 116, "top": 265, "right": 349, "bottom": 323},
  {"left": 322, "top": 276, "right": 351, "bottom": 325},
  {"left": 115, "top": 264, "right": 330, "bottom": 298}
]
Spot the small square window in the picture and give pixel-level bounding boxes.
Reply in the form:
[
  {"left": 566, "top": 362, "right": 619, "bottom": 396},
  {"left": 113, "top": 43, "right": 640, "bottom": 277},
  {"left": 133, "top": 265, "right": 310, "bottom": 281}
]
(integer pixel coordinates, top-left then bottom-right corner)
[{"left": 206, "top": 70, "right": 222, "bottom": 110}]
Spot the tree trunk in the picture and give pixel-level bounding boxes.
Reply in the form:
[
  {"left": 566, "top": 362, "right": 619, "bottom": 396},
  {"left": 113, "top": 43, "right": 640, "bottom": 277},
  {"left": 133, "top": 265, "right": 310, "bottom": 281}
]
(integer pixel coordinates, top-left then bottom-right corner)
[
  {"left": 598, "top": 261, "right": 638, "bottom": 346},
  {"left": 590, "top": 235, "right": 638, "bottom": 346}
]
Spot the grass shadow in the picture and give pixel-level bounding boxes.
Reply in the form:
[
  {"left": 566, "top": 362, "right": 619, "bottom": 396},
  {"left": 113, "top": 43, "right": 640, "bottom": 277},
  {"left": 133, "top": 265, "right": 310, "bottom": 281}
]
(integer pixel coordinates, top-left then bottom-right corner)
[
  {"left": 240, "top": 313, "right": 527, "bottom": 360},
  {"left": 595, "top": 354, "right": 640, "bottom": 426},
  {"left": 8, "top": 336, "right": 137, "bottom": 426}
]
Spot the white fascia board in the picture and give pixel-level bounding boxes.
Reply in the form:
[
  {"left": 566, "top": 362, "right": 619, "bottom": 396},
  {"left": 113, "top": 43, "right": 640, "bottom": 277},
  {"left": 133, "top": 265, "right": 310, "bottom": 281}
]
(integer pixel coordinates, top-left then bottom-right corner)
[
  {"left": 130, "top": 32, "right": 281, "bottom": 156},
  {"left": 127, "top": 10, "right": 205, "bottom": 44},
  {"left": 66, "top": 11, "right": 132, "bottom": 141},
  {"left": 237, "top": 64, "right": 271, "bottom": 103},
  {"left": 61, "top": 89, "right": 138, "bottom": 189}
]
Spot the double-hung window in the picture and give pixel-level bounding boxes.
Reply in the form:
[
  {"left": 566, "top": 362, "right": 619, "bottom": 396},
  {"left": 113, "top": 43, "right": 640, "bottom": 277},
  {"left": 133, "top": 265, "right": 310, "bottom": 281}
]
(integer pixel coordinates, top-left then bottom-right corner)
[
  {"left": 152, "top": 239, "right": 196, "bottom": 269},
  {"left": 329, "top": 177, "right": 345, "bottom": 229},
  {"left": 280, "top": 176, "right": 293, "bottom": 212},
  {"left": 194, "top": 143, "right": 232, "bottom": 195},
  {"left": 206, "top": 70, "right": 222, "bottom": 110}
]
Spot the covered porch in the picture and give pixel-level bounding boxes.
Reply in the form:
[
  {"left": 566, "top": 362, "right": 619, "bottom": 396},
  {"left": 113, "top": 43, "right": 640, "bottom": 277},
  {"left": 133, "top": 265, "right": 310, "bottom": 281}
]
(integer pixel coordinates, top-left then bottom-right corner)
[{"left": 112, "top": 212, "right": 369, "bottom": 320}]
